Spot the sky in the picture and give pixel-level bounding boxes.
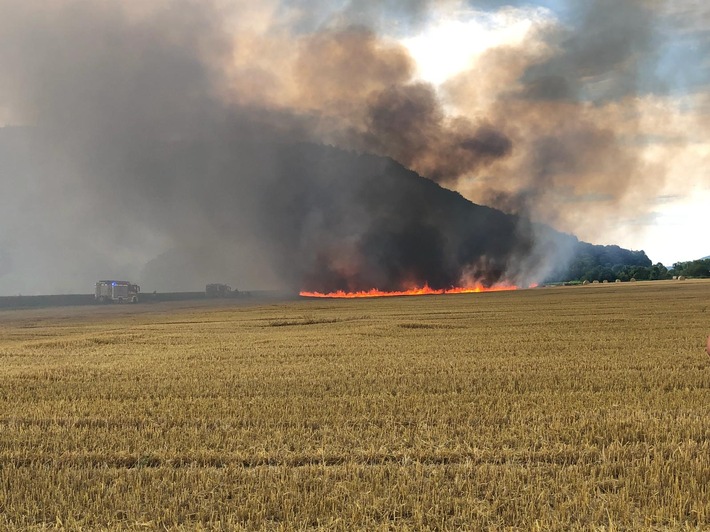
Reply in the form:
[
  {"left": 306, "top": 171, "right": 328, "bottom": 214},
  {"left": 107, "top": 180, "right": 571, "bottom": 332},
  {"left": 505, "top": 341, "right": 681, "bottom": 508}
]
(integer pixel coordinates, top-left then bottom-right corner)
[{"left": 0, "top": 0, "right": 708, "bottom": 295}]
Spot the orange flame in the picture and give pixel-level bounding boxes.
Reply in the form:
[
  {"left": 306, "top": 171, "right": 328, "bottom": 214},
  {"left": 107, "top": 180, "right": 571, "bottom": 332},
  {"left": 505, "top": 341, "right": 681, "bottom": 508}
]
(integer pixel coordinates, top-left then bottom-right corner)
[{"left": 299, "top": 283, "right": 521, "bottom": 298}]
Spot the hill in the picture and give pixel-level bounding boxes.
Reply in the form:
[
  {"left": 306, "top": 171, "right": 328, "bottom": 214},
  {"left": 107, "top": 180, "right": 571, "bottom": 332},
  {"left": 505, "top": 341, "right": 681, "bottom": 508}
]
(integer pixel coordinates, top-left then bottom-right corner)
[
  {"left": 0, "top": 127, "right": 650, "bottom": 294},
  {"left": 131, "top": 140, "right": 651, "bottom": 291}
]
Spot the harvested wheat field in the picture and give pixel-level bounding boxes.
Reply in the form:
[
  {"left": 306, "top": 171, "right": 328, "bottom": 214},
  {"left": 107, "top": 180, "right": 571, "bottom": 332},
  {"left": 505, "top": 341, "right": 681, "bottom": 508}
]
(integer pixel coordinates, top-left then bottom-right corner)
[{"left": 1, "top": 280, "right": 709, "bottom": 530}]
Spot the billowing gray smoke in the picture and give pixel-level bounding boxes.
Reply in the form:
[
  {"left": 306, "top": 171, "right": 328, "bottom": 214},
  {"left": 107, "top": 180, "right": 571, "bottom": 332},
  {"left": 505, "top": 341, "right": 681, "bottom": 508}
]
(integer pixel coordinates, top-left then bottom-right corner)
[{"left": 0, "top": 0, "right": 680, "bottom": 294}]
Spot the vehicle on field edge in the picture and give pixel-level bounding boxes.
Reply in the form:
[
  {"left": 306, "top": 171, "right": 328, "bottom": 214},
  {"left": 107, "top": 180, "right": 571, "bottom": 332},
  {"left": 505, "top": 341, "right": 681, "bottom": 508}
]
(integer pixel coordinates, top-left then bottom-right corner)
[{"left": 95, "top": 280, "right": 140, "bottom": 303}]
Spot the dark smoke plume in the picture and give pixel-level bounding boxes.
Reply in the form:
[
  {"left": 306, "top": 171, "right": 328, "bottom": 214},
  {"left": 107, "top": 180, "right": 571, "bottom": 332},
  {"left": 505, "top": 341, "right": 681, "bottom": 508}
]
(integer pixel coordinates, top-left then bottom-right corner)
[
  {"left": 287, "top": 26, "right": 513, "bottom": 183},
  {"left": 0, "top": 0, "right": 685, "bottom": 294}
]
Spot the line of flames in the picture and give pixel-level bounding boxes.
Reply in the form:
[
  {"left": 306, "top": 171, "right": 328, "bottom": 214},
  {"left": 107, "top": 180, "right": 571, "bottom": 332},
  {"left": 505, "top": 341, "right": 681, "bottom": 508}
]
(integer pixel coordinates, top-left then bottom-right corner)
[{"left": 299, "top": 284, "right": 520, "bottom": 298}]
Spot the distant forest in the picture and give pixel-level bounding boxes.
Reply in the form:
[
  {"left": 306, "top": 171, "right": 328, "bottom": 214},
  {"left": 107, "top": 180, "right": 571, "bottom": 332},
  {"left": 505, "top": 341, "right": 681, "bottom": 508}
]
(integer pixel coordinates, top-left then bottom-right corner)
[{"left": 550, "top": 244, "right": 710, "bottom": 283}]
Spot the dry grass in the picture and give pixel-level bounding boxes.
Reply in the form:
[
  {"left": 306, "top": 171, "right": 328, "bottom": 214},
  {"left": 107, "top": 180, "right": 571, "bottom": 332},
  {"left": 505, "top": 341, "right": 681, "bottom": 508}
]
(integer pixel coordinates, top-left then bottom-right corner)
[{"left": 0, "top": 280, "right": 709, "bottom": 530}]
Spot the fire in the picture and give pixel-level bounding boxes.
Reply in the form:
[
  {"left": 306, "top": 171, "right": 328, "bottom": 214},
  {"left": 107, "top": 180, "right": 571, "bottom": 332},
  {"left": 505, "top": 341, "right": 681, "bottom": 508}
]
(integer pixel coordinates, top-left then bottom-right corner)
[{"left": 299, "top": 283, "right": 520, "bottom": 298}]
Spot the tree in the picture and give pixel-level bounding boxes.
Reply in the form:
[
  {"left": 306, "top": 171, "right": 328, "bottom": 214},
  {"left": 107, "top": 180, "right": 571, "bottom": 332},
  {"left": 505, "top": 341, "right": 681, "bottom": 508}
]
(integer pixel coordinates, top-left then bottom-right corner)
[
  {"left": 649, "top": 263, "right": 670, "bottom": 280},
  {"left": 671, "top": 259, "right": 710, "bottom": 278}
]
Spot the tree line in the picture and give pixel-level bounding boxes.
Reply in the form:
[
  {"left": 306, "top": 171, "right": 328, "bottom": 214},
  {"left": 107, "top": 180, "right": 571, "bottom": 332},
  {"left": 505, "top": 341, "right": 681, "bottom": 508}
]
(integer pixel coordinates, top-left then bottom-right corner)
[{"left": 549, "top": 244, "right": 710, "bottom": 283}]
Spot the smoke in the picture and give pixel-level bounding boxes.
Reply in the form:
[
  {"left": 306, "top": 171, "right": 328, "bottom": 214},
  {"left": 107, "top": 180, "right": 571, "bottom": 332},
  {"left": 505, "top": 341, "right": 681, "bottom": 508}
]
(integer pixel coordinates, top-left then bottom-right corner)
[
  {"left": 443, "top": 0, "right": 671, "bottom": 233},
  {"left": 0, "top": 0, "right": 689, "bottom": 294}
]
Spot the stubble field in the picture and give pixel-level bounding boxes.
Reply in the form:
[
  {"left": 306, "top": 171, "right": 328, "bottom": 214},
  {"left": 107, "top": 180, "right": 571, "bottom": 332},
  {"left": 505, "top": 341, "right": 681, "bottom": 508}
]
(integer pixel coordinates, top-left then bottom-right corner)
[{"left": 1, "top": 280, "right": 709, "bottom": 530}]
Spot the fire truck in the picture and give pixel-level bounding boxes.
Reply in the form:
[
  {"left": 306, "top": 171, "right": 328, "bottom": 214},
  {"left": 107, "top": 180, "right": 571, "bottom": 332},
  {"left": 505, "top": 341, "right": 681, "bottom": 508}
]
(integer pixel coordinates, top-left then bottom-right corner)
[{"left": 95, "top": 280, "right": 140, "bottom": 303}]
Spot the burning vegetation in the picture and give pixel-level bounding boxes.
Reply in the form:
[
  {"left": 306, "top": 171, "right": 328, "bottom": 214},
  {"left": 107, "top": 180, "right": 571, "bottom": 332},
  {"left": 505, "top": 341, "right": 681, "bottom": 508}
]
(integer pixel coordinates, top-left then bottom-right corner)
[{"left": 300, "top": 283, "right": 520, "bottom": 299}]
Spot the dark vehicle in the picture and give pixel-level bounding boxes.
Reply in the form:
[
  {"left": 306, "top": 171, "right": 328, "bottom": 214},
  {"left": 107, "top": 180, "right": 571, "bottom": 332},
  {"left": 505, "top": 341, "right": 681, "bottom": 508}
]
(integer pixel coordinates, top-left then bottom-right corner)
[{"left": 206, "top": 283, "right": 235, "bottom": 298}]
